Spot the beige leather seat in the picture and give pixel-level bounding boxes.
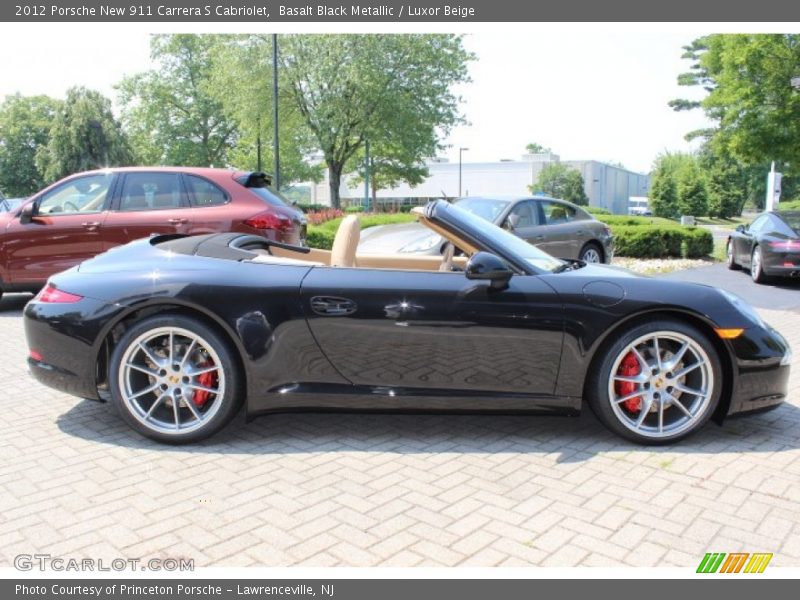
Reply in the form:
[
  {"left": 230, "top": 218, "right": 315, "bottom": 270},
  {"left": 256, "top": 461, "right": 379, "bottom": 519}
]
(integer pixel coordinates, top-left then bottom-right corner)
[{"left": 330, "top": 215, "right": 361, "bottom": 267}]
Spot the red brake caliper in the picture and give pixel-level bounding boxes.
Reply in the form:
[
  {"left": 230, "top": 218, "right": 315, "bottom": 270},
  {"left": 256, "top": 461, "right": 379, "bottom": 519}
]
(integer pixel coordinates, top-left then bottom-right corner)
[
  {"left": 615, "top": 352, "right": 642, "bottom": 413},
  {"left": 192, "top": 361, "right": 218, "bottom": 408}
]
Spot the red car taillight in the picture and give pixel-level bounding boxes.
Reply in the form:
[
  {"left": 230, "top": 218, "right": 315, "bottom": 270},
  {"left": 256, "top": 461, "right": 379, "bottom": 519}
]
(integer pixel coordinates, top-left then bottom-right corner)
[
  {"left": 244, "top": 211, "right": 294, "bottom": 232},
  {"left": 35, "top": 284, "right": 84, "bottom": 304},
  {"left": 769, "top": 240, "right": 800, "bottom": 251}
]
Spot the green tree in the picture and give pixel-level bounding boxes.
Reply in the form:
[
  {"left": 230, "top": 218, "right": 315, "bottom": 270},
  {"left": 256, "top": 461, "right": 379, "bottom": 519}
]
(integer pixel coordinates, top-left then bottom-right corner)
[
  {"left": 671, "top": 34, "right": 800, "bottom": 178},
  {"left": 525, "top": 142, "right": 551, "bottom": 154},
  {"left": 701, "top": 148, "right": 748, "bottom": 218},
  {"left": 118, "top": 34, "right": 238, "bottom": 166},
  {"left": 676, "top": 162, "right": 709, "bottom": 217},
  {"left": 530, "top": 163, "right": 588, "bottom": 205},
  {"left": 278, "top": 34, "right": 473, "bottom": 208},
  {"left": 208, "top": 34, "right": 322, "bottom": 184},
  {"left": 0, "top": 94, "right": 61, "bottom": 196},
  {"left": 36, "top": 87, "right": 131, "bottom": 182},
  {"left": 649, "top": 152, "right": 696, "bottom": 218}
]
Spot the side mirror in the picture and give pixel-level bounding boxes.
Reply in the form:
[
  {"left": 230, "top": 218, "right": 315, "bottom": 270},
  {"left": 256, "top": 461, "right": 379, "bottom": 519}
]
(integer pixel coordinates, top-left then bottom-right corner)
[
  {"left": 736, "top": 224, "right": 746, "bottom": 233},
  {"left": 19, "top": 203, "right": 36, "bottom": 224},
  {"left": 465, "top": 251, "right": 513, "bottom": 290},
  {"left": 506, "top": 213, "right": 521, "bottom": 230}
]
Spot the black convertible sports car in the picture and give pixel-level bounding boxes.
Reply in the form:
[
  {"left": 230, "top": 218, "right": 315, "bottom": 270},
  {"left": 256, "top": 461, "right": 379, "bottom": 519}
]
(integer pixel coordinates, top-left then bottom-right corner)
[
  {"left": 727, "top": 210, "right": 800, "bottom": 283},
  {"left": 24, "top": 200, "right": 791, "bottom": 445}
]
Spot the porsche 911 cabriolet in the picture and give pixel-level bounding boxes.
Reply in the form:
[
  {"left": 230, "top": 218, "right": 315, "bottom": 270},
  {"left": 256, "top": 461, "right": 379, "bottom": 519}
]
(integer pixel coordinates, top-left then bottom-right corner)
[{"left": 24, "top": 200, "right": 791, "bottom": 445}]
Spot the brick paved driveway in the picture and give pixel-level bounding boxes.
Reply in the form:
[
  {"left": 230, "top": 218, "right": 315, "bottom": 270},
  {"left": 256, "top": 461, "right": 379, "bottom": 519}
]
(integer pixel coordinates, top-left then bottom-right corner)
[{"left": 1, "top": 291, "right": 799, "bottom": 568}]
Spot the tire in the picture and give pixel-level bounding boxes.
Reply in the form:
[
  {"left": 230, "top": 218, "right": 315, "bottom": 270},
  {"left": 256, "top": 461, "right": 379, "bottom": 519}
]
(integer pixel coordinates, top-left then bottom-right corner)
[
  {"left": 579, "top": 242, "right": 603, "bottom": 264},
  {"left": 726, "top": 240, "right": 740, "bottom": 270},
  {"left": 586, "top": 318, "right": 722, "bottom": 445},
  {"left": 109, "top": 314, "right": 242, "bottom": 444},
  {"left": 751, "top": 246, "right": 769, "bottom": 284}
]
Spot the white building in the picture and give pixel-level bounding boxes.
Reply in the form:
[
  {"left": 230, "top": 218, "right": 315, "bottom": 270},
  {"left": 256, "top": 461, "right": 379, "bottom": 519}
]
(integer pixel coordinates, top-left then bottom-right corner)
[{"left": 309, "top": 153, "right": 650, "bottom": 214}]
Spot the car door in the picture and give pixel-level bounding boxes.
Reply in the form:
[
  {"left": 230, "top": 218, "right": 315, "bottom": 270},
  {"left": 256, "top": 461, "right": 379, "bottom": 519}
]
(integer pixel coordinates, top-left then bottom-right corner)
[
  {"left": 504, "top": 200, "right": 548, "bottom": 248},
  {"left": 532, "top": 200, "right": 583, "bottom": 259},
  {"left": 301, "top": 266, "right": 564, "bottom": 397},
  {"left": 3, "top": 172, "right": 114, "bottom": 285},
  {"left": 102, "top": 171, "right": 194, "bottom": 249}
]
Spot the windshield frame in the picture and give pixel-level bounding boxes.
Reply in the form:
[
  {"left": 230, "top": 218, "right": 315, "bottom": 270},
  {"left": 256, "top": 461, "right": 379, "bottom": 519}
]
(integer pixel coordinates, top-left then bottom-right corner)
[{"left": 426, "top": 200, "right": 566, "bottom": 275}]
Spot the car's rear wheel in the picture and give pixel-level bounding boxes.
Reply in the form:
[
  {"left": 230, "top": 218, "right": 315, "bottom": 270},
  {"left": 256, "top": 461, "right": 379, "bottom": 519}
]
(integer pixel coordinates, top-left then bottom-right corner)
[
  {"left": 587, "top": 319, "right": 722, "bottom": 444},
  {"left": 726, "top": 240, "right": 740, "bottom": 270},
  {"left": 579, "top": 242, "right": 603, "bottom": 264},
  {"left": 751, "top": 246, "right": 769, "bottom": 284},
  {"left": 109, "top": 314, "right": 242, "bottom": 444}
]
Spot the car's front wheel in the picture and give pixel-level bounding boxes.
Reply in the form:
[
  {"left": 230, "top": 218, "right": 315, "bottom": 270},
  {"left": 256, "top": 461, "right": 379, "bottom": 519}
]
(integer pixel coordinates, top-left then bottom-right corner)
[
  {"left": 109, "top": 314, "right": 242, "bottom": 444},
  {"left": 587, "top": 319, "right": 722, "bottom": 444}
]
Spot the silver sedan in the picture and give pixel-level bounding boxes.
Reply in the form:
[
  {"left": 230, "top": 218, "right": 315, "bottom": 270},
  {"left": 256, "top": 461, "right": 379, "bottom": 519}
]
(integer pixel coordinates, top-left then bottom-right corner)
[{"left": 359, "top": 196, "right": 614, "bottom": 263}]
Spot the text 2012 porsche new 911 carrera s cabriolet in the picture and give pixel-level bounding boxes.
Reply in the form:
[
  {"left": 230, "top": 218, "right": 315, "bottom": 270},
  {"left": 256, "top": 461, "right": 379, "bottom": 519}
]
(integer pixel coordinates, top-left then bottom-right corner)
[{"left": 24, "top": 200, "right": 791, "bottom": 445}]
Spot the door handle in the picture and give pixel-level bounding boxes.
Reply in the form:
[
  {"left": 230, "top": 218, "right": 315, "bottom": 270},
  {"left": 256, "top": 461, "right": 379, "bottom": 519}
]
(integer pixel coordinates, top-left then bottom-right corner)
[
  {"left": 168, "top": 218, "right": 188, "bottom": 225},
  {"left": 81, "top": 221, "right": 101, "bottom": 231},
  {"left": 310, "top": 296, "right": 357, "bottom": 316}
]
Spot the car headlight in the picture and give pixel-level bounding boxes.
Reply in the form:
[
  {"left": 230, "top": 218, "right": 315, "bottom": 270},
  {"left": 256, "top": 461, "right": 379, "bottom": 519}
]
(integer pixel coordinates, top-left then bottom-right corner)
[
  {"left": 719, "top": 289, "right": 766, "bottom": 329},
  {"left": 399, "top": 233, "right": 441, "bottom": 253}
]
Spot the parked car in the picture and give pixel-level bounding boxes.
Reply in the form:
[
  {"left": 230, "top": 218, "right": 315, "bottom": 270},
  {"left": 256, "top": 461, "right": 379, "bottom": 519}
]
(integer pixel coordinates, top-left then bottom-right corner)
[
  {"left": 25, "top": 200, "right": 790, "bottom": 445},
  {"left": 726, "top": 211, "right": 800, "bottom": 284},
  {"left": 628, "top": 197, "right": 652, "bottom": 216},
  {"left": 358, "top": 196, "right": 613, "bottom": 264},
  {"left": 0, "top": 167, "right": 306, "bottom": 300}
]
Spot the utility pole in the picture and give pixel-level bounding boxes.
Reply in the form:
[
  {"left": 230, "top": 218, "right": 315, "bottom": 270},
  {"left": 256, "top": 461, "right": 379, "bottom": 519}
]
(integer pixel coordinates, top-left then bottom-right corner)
[{"left": 272, "top": 33, "right": 280, "bottom": 189}]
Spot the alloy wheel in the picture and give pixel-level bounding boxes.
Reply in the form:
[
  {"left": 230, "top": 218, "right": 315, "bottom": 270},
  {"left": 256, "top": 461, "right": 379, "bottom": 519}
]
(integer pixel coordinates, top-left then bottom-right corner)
[
  {"left": 607, "top": 331, "right": 714, "bottom": 440},
  {"left": 581, "top": 247, "right": 602, "bottom": 263},
  {"left": 118, "top": 327, "right": 226, "bottom": 436}
]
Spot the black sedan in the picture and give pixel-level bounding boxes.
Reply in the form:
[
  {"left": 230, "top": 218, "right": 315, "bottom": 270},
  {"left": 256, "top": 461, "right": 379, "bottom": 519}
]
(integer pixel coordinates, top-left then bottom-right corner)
[
  {"left": 727, "top": 211, "right": 800, "bottom": 283},
  {"left": 24, "top": 200, "right": 790, "bottom": 445}
]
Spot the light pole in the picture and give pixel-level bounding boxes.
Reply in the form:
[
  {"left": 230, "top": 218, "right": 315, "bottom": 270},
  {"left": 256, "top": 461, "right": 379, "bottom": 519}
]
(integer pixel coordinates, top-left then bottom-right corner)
[
  {"left": 458, "top": 147, "right": 469, "bottom": 198},
  {"left": 272, "top": 33, "right": 280, "bottom": 190}
]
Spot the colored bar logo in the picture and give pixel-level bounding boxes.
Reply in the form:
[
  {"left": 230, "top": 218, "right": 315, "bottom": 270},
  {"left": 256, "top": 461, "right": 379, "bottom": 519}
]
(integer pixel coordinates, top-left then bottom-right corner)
[{"left": 697, "top": 552, "right": 772, "bottom": 573}]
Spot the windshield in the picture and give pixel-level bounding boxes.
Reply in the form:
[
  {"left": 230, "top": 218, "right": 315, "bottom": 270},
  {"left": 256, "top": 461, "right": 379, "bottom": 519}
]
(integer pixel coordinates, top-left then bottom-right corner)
[
  {"left": 444, "top": 203, "right": 565, "bottom": 273},
  {"left": 455, "top": 197, "right": 510, "bottom": 222}
]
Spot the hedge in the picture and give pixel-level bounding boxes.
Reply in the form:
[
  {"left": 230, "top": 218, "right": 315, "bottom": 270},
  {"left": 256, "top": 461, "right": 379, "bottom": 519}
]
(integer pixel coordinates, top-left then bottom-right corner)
[
  {"left": 306, "top": 212, "right": 714, "bottom": 259},
  {"left": 612, "top": 225, "right": 713, "bottom": 258},
  {"left": 307, "top": 213, "right": 417, "bottom": 250}
]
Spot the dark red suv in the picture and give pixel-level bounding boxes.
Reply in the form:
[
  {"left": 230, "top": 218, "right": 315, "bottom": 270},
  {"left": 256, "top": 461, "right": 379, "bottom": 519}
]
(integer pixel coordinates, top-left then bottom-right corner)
[{"left": 0, "top": 167, "right": 307, "bottom": 298}]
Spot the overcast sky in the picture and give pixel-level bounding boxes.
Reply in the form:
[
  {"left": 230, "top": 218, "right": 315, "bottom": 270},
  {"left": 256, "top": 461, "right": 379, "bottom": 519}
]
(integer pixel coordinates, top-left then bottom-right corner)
[{"left": 0, "top": 26, "right": 711, "bottom": 174}]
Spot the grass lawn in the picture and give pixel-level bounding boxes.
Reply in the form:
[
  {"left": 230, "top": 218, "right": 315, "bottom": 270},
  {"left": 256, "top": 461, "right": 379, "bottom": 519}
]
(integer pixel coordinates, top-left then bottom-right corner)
[{"left": 695, "top": 215, "right": 750, "bottom": 229}]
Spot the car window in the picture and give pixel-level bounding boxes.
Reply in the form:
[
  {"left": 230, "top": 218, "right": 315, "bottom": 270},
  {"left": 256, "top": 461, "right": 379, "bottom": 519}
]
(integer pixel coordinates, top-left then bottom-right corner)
[
  {"left": 748, "top": 215, "right": 769, "bottom": 234},
  {"left": 540, "top": 201, "right": 576, "bottom": 225},
  {"left": 507, "top": 201, "right": 539, "bottom": 227},
  {"left": 119, "top": 172, "right": 187, "bottom": 212},
  {"left": 455, "top": 198, "right": 511, "bottom": 223},
  {"left": 185, "top": 175, "right": 229, "bottom": 207},
  {"left": 38, "top": 173, "right": 112, "bottom": 215}
]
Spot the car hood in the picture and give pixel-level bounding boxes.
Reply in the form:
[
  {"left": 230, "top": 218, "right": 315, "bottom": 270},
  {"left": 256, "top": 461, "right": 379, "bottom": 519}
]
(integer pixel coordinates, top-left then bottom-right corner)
[{"left": 358, "top": 222, "right": 441, "bottom": 254}]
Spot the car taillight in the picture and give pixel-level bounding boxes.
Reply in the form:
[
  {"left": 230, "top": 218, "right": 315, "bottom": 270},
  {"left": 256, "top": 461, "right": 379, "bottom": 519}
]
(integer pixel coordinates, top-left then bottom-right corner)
[
  {"left": 35, "top": 284, "right": 84, "bottom": 303},
  {"left": 245, "top": 212, "right": 293, "bottom": 232},
  {"left": 769, "top": 240, "right": 800, "bottom": 251}
]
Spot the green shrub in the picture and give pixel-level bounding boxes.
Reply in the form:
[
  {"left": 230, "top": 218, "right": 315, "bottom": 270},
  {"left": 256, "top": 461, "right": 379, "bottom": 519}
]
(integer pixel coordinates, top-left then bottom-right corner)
[
  {"left": 345, "top": 205, "right": 365, "bottom": 213},
  {"left": 307, "top": 213, "right": 417, "bottom": 250},
  {"left": 778, "top": 199, "right": 800, "bottom": 210},
  {"left": 612, "top": 224, "right": 713, "bottom": 258},
  {"left": 585, "top": 206, "right": 612, "bottom": 215},
  {"left": 296, "top": 203, "right": 329, "bottom": 213}
]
